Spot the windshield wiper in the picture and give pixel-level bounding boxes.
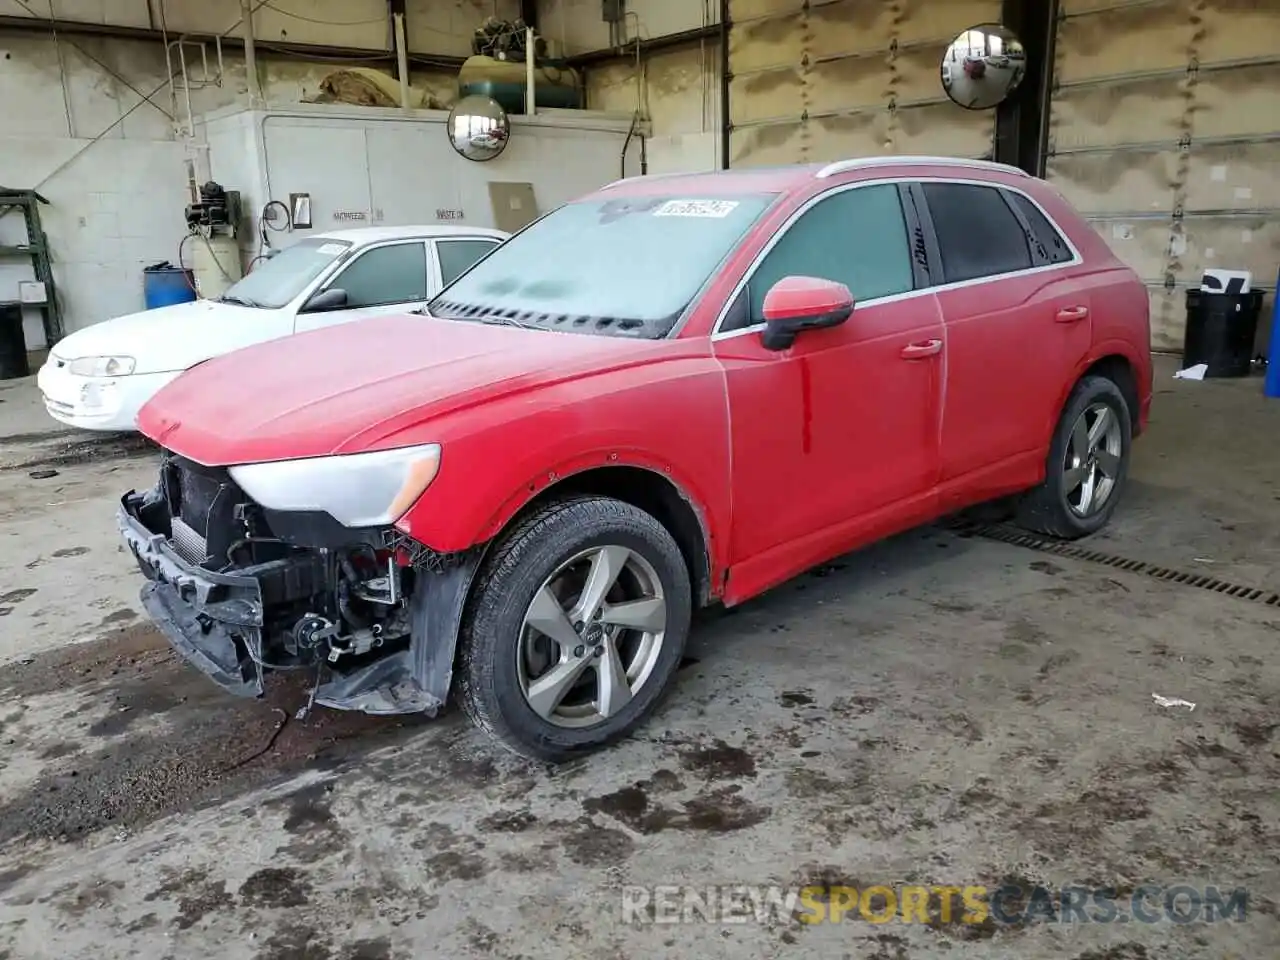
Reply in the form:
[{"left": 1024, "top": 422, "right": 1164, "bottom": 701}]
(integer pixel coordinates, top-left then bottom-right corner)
[
  {"left": 477, "top": 314, "right": 538, "bottom": 331},
  {"left": 218, "top": 294, "right": 262, "bottom": 308}
]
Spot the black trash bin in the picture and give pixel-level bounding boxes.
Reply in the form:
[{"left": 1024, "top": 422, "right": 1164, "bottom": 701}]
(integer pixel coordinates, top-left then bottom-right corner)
[
  {"left": 0, "top": 302, "right": 30, "bottom": 380},
  {"left": 1183, "top": 288, "right": 1265, "bottom": 378}
]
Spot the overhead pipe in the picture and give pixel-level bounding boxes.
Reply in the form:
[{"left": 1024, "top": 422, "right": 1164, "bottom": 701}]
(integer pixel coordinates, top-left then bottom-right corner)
[
  {"left": 240, "top": 0, "right": 261, "bottom": 106},
  {"left": 393, "top": 12, "right": 411, "bottom": 109},
  {"left": 526, "top": 25, "right": 536, "bottom": 115},
  {"left": 719, "top": 0, "right": 730, "bottom": 169}
]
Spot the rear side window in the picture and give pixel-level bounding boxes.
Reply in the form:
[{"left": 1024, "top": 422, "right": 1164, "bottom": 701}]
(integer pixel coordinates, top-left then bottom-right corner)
[
  {"left": 921, "top": 182, "right": 1032, "bottom": 284},
  {"left": 437, "top": 238, "right": 500, "bottom": 286},
  {"left": 1007, "top": 191, "right": 1073, "bottom": 265},
  {"left": 736, "top": 184, "right": 914, "bottom": 329}
]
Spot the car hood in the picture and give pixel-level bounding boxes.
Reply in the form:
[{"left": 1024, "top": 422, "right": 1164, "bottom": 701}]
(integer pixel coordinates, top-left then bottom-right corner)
[
  {"left": 137, "top": 313, "right": 682, "bottom": 466},
  {"left": 52, "top": 299, "right": 285, "bottom": 375}
]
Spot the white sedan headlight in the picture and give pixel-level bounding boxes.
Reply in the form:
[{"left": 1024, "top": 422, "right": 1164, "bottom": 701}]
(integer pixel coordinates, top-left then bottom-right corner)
[
  {"left": 228, "top": 443, "right": 442, "bottom": 528},
  {"left": 68, "top": 355, "right": 136, "bottom": 377}
]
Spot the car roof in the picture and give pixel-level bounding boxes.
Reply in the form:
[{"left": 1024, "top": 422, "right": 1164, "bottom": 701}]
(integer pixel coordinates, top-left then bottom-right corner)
[
  {"left": 590, "top": 156, "right": 1030, "bottom": 199},
  {"left": 310, "top": 225, "right": 509, "bottom": 244}
]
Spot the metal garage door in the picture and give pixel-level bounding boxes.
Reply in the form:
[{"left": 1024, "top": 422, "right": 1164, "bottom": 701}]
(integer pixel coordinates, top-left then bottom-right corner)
[
  {"left": 727, "top": 0, "right": 1003, "bottom": 167},
  {"left": 1045, "top": 0, "right": 1280, "bottom": 350}
]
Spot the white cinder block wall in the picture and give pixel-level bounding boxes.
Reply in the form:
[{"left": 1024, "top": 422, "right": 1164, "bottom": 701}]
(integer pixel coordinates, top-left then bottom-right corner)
[{"left": 0, "top": 0, "right": 515, "bottom": 343}]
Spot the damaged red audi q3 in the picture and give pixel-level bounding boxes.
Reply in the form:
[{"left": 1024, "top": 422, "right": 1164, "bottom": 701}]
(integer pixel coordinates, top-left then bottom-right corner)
[{"left": 118, "top": 158, "right": 1151, "bottom": 761}]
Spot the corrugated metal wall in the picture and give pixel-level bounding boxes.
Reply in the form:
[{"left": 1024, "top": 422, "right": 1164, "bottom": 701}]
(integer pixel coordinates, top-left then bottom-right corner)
[
  {"left": 1046, "top": 0, "right": 1280, "bottom": 350},
  {"left": 726, "top": 0, "right": 1003, "bottom": 167}
]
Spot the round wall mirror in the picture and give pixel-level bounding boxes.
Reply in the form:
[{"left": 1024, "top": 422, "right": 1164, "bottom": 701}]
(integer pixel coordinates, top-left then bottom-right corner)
[
  {"left": 447, "top": 94, "right": 511, "bottom": 162},
  {"left": 941, "top": 24, "right": 1027, "bottom": 110}
]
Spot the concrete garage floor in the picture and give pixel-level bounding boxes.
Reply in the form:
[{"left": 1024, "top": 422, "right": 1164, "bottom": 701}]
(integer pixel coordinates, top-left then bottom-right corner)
[{"left": 0, "top": 357, "right": 1277, "bottom": 960}]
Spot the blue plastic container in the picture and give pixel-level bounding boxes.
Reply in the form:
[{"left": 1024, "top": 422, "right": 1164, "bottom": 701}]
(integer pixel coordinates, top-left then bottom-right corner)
[
  {"left": 142, "top": 265, "right": 197, "bottom": 310},
  {"left": 1265, "top": 269, "right": 1280, "bottom": 399}
]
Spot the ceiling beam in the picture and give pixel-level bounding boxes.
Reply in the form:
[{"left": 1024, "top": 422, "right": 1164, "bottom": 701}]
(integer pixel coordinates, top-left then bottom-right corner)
[
  {"left": 0, "top": 13, "right": 465, "bottom": 69},
  {"left": 564, "top": 23, "right": 719, "bottom": 67}
]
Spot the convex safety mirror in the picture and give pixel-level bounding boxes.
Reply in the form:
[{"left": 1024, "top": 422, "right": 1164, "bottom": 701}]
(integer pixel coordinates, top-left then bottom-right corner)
[
  {"left": 447, "top": 94, "right": 511, "bottom": 162},
  {"left": 941, "top": 24, "right": 1027, "bottom": 110}
]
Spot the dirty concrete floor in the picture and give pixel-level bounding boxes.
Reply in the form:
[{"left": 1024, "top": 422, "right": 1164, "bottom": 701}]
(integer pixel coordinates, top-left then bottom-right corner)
[{"left": 0, "top": 358, "right": 1277, "bottom": 960}]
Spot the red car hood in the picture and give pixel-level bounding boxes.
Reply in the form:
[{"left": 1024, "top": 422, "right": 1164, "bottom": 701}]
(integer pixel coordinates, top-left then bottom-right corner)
[{"left": 138, "top": 314, "right": 675, "bottom": 465}]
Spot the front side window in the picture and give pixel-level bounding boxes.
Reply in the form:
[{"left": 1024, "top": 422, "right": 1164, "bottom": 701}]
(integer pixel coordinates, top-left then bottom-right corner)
[
  {"left": 220, "top": 238, "right": 351, "bottom": 309},
  {"left": 732, "top": 183, "right": 915, "bottom": 330},
  {"left": 437, "top": 239, "right": 500, "bottom": 286},
  {"left": 921, "top": 182, "right": 1032, "bottom": 283},
  {"left": 330, "top": 242, "right": 428, "bottom": 308},
  {"left": 429, "top": 193, "right": 778, "bottom": 339}
]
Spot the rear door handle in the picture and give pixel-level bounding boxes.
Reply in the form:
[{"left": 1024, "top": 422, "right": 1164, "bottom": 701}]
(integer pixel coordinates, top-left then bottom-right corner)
[
  {"left": 901, "top": 338, "right": 943, "bottom": 359},
  {"left": 1055, "top": 305, "right": 1090, "bottom": 323}
]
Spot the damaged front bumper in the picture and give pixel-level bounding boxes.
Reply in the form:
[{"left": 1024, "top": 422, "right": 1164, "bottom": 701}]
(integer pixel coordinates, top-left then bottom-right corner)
[
  {"left": 117, "top": 482, "right": 482, "bottom": 717},
  {"left": 117, "top": 491, "right": 325, "bottom": 699}
]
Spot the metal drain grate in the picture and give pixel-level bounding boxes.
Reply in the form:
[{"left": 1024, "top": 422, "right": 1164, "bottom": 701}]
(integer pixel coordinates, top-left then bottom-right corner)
[{"left": 939, "top": 517, "right": 1280, "bottom": 608}]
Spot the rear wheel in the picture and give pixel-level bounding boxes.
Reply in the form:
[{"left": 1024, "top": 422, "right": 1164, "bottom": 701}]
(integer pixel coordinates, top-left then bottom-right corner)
[
  {"left": 1016, "top": 375, "right": 1132, "bottom": 540},
  {"left": 455, "top": 496, "right": 692, "bottom": 762}
]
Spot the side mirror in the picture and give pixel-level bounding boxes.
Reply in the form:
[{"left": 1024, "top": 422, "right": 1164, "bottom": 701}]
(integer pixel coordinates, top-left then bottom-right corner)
[
  {"left": 760, "top": 276, "right": 854, "bottom": 351},
  {"left": 302, "top": 288, "right": 348, "bottom": 313}
]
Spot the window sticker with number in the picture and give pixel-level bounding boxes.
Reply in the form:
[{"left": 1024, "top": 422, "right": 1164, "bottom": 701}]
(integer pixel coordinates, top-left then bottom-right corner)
[{"left": 652, "top": 199, "right": 741, "bottom": 219}]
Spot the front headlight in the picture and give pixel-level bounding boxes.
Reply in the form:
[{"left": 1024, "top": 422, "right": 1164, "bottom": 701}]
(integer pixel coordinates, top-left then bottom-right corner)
[
  {"left": 228, "top": 443, "right": 442, "bottom": 528},
  {"left": 68, "top": 356, "right": 136, "bottom": 377}
]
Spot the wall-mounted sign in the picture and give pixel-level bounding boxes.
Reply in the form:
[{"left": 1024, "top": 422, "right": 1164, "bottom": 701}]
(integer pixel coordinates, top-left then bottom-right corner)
[
  {"left": 333, "top": 210, "right": 368, "bottom": 221},
  {"left": 436, "top": 208, "right": 465, "bottom": 221}
]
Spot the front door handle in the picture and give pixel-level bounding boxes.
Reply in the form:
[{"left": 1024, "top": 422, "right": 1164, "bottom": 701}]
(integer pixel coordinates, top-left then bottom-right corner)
[
  {"left": 901, "top": 338, "right": 943, "bottom": 359},
  {"left": 1055, "top": 305, "right": 1090, "bottom": 323}
]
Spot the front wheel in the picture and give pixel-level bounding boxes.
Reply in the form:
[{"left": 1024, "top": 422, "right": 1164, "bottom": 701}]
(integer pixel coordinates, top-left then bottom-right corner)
[
  {"left": 1016, "top": 375, "right": 1133, "bottom": 540},
  {"left": 455, "top": 496, "right": 692, "bottom": 762}
]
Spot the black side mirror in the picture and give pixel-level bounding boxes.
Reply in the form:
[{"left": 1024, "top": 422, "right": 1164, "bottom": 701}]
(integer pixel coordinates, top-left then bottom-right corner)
[
  {"left": 759, "top": 276, "right": 855, "bottom": 351},
  {"left": 302, "top": 288, "right": 348, "bottom": 313}
]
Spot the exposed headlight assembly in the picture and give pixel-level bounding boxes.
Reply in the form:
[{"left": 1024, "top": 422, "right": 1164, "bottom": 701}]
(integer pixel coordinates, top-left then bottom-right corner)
[
  {"left": 68, "top": 356, "right": 136, "bottom": 377},
  {"left": 228, "top": 443, "right": 442, "bottom": 528}
]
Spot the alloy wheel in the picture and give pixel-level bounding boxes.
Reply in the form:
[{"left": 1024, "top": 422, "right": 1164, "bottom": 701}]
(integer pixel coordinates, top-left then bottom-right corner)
[
  {"left": 516, "top": 545, "right": 668, "bottom": 728},
  {"left": 1063, "top": 401, "right": 1124, "bottom": 518}
]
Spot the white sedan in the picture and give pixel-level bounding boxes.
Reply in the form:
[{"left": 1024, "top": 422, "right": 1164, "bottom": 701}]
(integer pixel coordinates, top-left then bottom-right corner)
[{"left": 37, "top": 224, "right": 507, "bottom": 432}]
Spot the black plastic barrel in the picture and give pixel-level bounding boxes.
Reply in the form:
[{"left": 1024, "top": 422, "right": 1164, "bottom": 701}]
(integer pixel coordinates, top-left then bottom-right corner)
[
  {"left": 0, "top": 302, "right": 30, "bottom": 380},
  {"left": 1183, "top": 288, "right": 1265, "bottom": 378}
]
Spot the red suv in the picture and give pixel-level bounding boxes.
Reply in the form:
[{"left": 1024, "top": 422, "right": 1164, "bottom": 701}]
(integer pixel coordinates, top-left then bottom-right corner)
[{"left": 118, "top": 157, "right": 1152, "bottom": 761}]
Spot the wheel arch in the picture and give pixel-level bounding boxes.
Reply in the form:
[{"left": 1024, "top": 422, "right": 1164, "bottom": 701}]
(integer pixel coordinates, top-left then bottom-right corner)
[
  {"left": 1083, "top": 354, "right": 1140, "bottom": 432},
  {"left": 489, "top": 464, "right": 716, "bottom": 608}
]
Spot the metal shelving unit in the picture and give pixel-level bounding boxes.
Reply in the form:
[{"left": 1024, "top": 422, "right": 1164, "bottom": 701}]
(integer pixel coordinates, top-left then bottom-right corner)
[{"left": 0, "top": 187, "right": 63, "bottom": 346}]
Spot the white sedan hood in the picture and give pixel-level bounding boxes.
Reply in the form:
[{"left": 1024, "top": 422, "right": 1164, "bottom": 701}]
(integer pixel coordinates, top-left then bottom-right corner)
[{"left": 52, "top": 299, "right": 290, "bottom": 375}]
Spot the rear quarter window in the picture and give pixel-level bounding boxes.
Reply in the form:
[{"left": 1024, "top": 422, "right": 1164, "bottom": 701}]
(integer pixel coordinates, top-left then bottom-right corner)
[{"left": 1007, "top": 191, "right": 1074, "bottom": 265}]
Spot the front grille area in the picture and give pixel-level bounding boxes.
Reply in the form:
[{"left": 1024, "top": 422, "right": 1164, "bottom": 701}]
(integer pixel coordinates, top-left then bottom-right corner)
[
  {"left": 170, "top": 516, "right": 210, "bottom": 565},
  {"left": 162, "top": 455, "right": 243, "bottom": 569}
]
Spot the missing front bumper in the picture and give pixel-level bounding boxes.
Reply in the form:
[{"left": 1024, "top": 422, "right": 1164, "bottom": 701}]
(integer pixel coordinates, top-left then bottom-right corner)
[{"left": 117, "top": 492, "right": 324, "bottom": 698}]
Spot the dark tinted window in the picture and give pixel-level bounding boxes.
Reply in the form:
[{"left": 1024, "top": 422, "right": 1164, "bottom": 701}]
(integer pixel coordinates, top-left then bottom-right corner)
[
  {"left": 734, "top": 184, "right": 913, "bottom": 330},
  {"left": 1008, "top": 191, "right": 1073, "bottom": 264},
  {"left": 334, "top": 242, "right": 428, "bottom": 308},
  {"left": 921, "top": 182, "right": 1032, "bottom": 283},
  {"left": 437, "top": 238, "right": 500, "bottom": 285}
]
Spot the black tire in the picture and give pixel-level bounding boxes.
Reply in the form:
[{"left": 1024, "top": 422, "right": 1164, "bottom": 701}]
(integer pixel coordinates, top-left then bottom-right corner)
[
  {"left": 1015, "top": 375, "right": 1133, "bottom": 540},
  {"left": 455, "top": 495, "right": 692, "bottom": 762}
]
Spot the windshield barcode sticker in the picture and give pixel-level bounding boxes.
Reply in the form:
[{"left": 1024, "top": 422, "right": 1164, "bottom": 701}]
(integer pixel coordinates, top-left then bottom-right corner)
[
  {"left": 653, "top": 199, "right": 740, "bottom": 218},
  {"left": 316, "top": 243, "right": 347, "bottom": 255}
]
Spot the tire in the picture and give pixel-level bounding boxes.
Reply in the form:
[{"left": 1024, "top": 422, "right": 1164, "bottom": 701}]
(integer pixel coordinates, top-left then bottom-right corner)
[
  {"left": 1015, "top": 374, "right": 1133, "bottom": 540},
  {"left": 455, "top": 495, "right": 692, "bottom": 762}
]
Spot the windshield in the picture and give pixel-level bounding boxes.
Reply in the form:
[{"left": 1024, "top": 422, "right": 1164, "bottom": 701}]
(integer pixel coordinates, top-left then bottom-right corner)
[
  {"left": 220, "top": 238, "right": 352, "bottom": 309},
  {"left": 428, "top": 193, "right": 777, "bottom": 338}
]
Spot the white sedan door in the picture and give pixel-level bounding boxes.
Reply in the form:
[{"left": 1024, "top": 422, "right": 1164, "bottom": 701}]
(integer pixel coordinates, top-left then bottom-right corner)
[{"left": 293, "top": 239, "right": 432, "bottom": 333}]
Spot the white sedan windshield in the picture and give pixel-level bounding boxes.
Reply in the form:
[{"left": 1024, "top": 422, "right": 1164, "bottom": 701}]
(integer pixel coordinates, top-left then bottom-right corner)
[
  {"left": 429, "top": 193, "right": 777, "bottom": 338},
  {"left": 220, "top": 238, "right": 352, "bottom": 309}
]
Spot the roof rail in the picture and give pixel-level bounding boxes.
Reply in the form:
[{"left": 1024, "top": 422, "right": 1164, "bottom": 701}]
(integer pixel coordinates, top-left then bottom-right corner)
[{"left": 814, "top": 156, "right": 1030, "bottom": 179}]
